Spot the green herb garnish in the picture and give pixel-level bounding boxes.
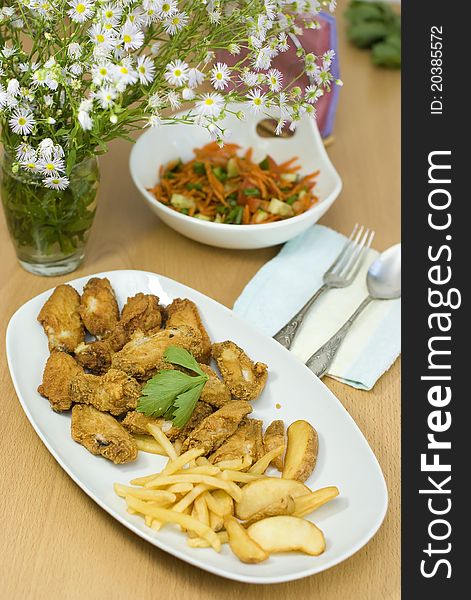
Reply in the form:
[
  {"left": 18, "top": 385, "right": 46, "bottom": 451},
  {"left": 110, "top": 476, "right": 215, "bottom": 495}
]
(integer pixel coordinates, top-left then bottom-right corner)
[
  {"left": 212, "top": 166, "right": 227, "bottom": 182},
  {"left": 243, "top": 187, "right": 260, "bottom": 196},
  {"left": 186, "top": 182, "right": 203, "bottom": 191},
  {"left": 137, "top": 346, "right": 209, "bottom": 428},
  {"left": 193, "top": 162, "right": 206, "bottom": 175},
  {"left": 286, "top": 194, "right": 298, "bottom": 205},
  {"left": 258, "top": 157, "right": 270, "bottom": 170}
]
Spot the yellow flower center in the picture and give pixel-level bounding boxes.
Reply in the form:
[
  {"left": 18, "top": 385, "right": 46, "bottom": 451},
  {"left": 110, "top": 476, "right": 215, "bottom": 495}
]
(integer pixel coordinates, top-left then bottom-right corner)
[
  {"left": 120, "top": 67, "right": 129, "bottom": 74},
  {"left": 96, "top": 34, "right": 105, "bottom": 43},
  {"left": 174, "top": 69, "right": 182, "bottom": 77},
  {"left": 105, "top": 10, "right": 113, "bottom": 18},
  {"left": 18, "top": 117, "right": 26, "bottom": 126},
  {"left": 204, "top": 98, "right": 214, "bottom": 106},
  {"left": 46, "top": 163, "right": 55, "bottom": 171},
  {"left": 254, "top": 98, "right": 261, "bottom": 105},
  {"left": 172, "top": 17, "right": 179, "bottom": 24},
  {"left": 27, "top": 163, "right": 36, "bottom": 169},
  {"left": 76, "top": 4, "right": 85, "bottom": 14},
  {"left": 139, "top": 66, "right": 145, "bottom": 73},
  {"left": 162, "top": 3, "right": 170, "bottom": 11},
  {"left": 123, "top": 34, "right": 132, "bottom": 43},
  {"left": 99, "top": 68, "right": 107, "bottom": 75},
  {"left": 216, "top": 73, "right": 222, "bottom": 80}
]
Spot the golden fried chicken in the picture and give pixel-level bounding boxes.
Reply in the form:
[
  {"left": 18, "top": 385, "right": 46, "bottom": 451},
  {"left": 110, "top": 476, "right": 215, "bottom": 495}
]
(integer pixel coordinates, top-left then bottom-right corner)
[
  {"left": 212, "top": 341, "right": 268, "bottom": 401},
  {"left": 70, "top": 369, "right": 141, "bottom": 416},
  {"left": 209, "top": 418, "right": 263, "bottom": 464},
  {"left": 198, "top": 364, "right": 232, "bottom": 408},
  {"left": 163, "top": 401, "right": 214, "bottom": 441},
  {"left": 37, "top": 284, "right": 84, "bottom": 352},
  {"left": 38, "top": 351, "right": 83, "bottom": 412},
  {"left": 181, "top": 400, "right": 252, "bottom": 454},
  {"left": 111, "top": 325, "right": 204, "bottom": 378},
  {"left": 166, "top": 299, "right": 211, "bottom": 363},
  {"left": 121, "top": 411, "right": 163, "bottom": 435},
  {"left": 71, "top": 405, "right": 138, "bottom": 464},
  {"left": 79, "top": 277, "right": 119, "bottom": 337},
  {"left": 74, "top": 293, "right": 164, "bottom": 373},
  {"left": 263, "top": 420, "right": 285, "bottom": 471}
]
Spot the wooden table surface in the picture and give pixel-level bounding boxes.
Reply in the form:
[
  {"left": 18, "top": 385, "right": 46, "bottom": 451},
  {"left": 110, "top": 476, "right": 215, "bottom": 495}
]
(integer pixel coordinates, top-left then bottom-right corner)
[{"left": 0, "top": 6, "right": 400, "bottom": 599}]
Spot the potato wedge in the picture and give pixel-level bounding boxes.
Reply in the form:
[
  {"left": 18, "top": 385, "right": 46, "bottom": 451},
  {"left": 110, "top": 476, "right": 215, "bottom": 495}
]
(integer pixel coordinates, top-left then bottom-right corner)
[
  {"left": 247, "top": 516, "right": 325, "bottom": 556},
  {"left": 293, "top": 486, "right": 340, "bottom": 518},
  {"left": 243, "top": 494, "right": 295, "bottom": 527},
  {"left": 224, "top": 516, "right": 269, "bottom": 563},
  {"left": 235, "top": 477, "right": 310, "bottom": 520},
  {"left": 282, "top": 420, "right": 318, "bottom": 482}
]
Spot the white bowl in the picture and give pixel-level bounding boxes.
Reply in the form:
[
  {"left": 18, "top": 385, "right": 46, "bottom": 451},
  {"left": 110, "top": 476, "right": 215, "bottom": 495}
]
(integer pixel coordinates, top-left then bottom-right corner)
[{"left": 130, "top": 107, "right": 342, "bottom": 249}]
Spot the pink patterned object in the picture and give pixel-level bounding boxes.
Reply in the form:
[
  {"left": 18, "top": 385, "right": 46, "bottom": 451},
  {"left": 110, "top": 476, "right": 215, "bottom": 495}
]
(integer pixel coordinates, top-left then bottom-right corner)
[{"left": 217, "top": 12, "right": 340, "bottom": 138}]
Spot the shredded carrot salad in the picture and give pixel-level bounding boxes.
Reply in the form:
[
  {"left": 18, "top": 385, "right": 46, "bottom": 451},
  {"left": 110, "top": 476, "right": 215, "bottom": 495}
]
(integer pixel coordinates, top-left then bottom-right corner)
[{"left": 149, "top": 142, "right": 320, "bottom": 225}]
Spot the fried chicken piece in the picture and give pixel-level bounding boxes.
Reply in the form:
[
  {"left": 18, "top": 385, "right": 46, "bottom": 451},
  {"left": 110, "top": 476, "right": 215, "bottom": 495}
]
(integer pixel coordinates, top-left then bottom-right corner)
[
  {"left": 209, "top": 418, "right": 263, "bottom": 465},
  {"left": 163, "top": 402, "right": 214, "bottom": 442},
  {"left": 70, "top": 369, "right": 141, "bottom": 416},
  {"left": 79, "top": 277, "right": 119, "bottom": 338},
  {"left": 121, "top": 411, "right": 163, "bottom": 435},
  {"left": 166, "top": 299, "right": 211, "bottom": 363},
  {"left": 37, "top": 351, "right": 83, "bottom": 412},
  {"left": 181, "top": 400, "right": 252, "bottom": 454},
  {"left": 74, "top": 293, "right": 164, "bottom": 373},
  {"left": 212, "top": 341, "right": 268, "bottom": 401},
  {"left": 71, "top": 405, "right": 138, "bottom": 464},
  {"left": 37, "top": 284, "right": 84, "bottom": 352},
  {"left": 199, "top": 364, "right": 232, "bottom": 408},
  {"left": 111, "top": 325, "right": 204, "bottom": 378},
  {"left": 263, "top": 420, "right": 285, "bottom": 471}
]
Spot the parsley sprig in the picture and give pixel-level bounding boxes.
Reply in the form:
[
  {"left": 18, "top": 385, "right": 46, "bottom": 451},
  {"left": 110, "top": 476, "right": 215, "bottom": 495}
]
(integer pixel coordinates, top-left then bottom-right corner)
[{"left": 137, "top": 346, "right": 209, "bottom": 428}]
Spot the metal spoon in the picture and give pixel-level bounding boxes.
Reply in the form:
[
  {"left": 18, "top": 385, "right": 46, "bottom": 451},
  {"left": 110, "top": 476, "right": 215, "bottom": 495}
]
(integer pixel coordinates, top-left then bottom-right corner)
[{"left": 306, "top": 243, "right": 401, "bottom": 378}]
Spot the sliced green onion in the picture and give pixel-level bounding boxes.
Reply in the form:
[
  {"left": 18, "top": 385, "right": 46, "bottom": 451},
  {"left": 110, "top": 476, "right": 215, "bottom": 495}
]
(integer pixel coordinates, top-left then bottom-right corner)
[
  {"left": 243, "top": 187, "right": 260, "bottom": 196},
  {"left": 193, "top": 162, "right": 206, "bottom": 175}
]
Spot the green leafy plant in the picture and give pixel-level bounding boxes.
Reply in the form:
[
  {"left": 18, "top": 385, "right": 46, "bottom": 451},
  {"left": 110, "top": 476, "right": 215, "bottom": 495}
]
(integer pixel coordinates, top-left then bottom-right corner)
[
  {"left": 137, "top": 345, "right": 209, "bottom": 428},
  {"left": 345, "top": 1, "right": 401, "bottom": 68}
]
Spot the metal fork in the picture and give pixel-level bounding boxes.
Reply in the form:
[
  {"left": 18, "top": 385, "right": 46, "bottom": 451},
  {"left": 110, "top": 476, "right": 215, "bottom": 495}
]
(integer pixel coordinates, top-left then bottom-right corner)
[{"left": 273, "top": 224, "right": 375, "bottom": 350}]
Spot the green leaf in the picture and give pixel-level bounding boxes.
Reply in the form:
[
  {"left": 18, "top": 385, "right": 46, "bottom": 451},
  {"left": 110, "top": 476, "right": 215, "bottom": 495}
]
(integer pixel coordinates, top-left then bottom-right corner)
[
  {"left": 163, "top": 345, "right": 205, "bottom": 376},
  {"left": 347, "top": 21, "right": 389, "bottom": 48},
  {"left": 372, "top": 40, "right": 401, "bottom": 68},
  {"left": 137, "top": 370, "right": 198, "bottom": 417},
  {"left": 171, "top": 381, "right": 206, "bottom": 428}
]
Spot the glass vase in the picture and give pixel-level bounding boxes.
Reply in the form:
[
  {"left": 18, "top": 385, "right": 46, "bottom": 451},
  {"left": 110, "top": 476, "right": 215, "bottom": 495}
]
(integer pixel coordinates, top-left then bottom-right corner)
[{"left": 0, "top": 151, "right": 100, "bottom": 276}]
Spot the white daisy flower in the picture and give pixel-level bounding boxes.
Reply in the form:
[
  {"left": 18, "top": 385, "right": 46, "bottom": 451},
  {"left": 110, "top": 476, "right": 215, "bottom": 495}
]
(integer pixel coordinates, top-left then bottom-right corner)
[
  {"left": 70, "top": 62, "right": 83, "bottom": 76},
  {"left": 210, "top": 63, "right": 231, "bottom": 90},
  {"left": 204, "top": 50, "right": 215, "bottom": 65},
  {"left": 304, "top": 84, "right": 323, "bottom": 104},
  {"left": 187, "top": 68, "right": 205, "bottom": 89},
  {"left": 7, "top": 79, "right": 20, "bottom": 96},
  {"left": 47, "top": 117, "right": 56, "bottom": 124},
  {"left": 22, "top": 160, "right": 39, "bottom": 173},
  {"left": 208, "top": 10, "right": 221, "bottom": 24},
  {"left": 156, "top": 0, "right": 178, "bottom": 18},
  {"left": 148, "top": 92, "right": 162, "bottom": 109},
  {"left": 150, "top": 42, "right": 161, "bottom": 55},
  {"left": 146, "top": 114, "right": 163, "bottom": 128},
  {"left": 126, "top": 7, "right": 146, "bottom": 27},
  {"left": 16, "top": 143, "right": 36, "bottom": 162},
  {"left": 278, "top": 33, "right": 289, "bottom": 52},
  {"left": 101, "top": 3, "right": 122, "bottom": 25},
  {"left": 38, "top": 156, "right": 65, "bottom": 177},
  {"left": 78, "top": 110, "right": 93, "bottom": 131},
  {"left": 89, "top": 24, "right": 116, "bottom": 53},
  {"left": 228, "top": 43, "right": 241, "bottom": 56},
  {"left": 97, "top": 85, "right": 117, "bottom": 109},
  {"left": 246, "top": 88, "right": 266, "bottom": 113},
  {"left": 275, "top": 119, "right": 285, "bottom": 136},
  {"left": 38, "top": 138, "right": 55, "bottom": 158},
  {"left": 240, "top": 70, "right": 260, "bottom": 87},
  {"left": 164, "top": 60, "right": 189, "bottom": 87},
  {"left": 68, "top": 42, "right": 82, "bottom": 59},
  {"left": 1, "top": 44, "right": 17, "bottom": 58},
  {"left": 43, "top": 95, "right": 54, "bottom": 107},
  {"left": 43, "top": 176, "right": 70, "bottom": 191},
  {"left": 9, "top": 109, "right": 36, "bottom": 135},
  {"left": 79, "top": 98, "right": 94, "bottom": 113},
  {"left": 136, "top": 55, "right": 156, "bottom": 85},
  {"left": 164, "top": 12, "right": 188, "bottom": 35},
  {"left": 267, "top": 68, "right": 283, "bottom": 92},
  {"left": 113, "top": 61, "right": 138, "bottom": 87},
  {"left": 92, "top": 62, "right": 113, "bottom": 85},
  {"left": 67, "top": 1, "right": 95, "bottom": 23},
  {"left": 120, "top": 22, "right": 144, "bottom": 51},
  {"left": 182, "top": 87, "right": 195, "bottom": 101},
  {"left": 195, "top": 93, "right": 224, "bottom": 118},
  {"left": 167, "top": 91, "right": 182, "bottom": 110},
  {"left": 32, "top": 69, "right": 48, "bottom": 87}
]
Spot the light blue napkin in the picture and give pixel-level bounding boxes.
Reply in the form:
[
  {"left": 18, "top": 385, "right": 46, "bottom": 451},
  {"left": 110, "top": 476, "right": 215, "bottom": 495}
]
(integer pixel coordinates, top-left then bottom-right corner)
[{"left": 233, "top": 225, "right": 401, "bottom": 390}]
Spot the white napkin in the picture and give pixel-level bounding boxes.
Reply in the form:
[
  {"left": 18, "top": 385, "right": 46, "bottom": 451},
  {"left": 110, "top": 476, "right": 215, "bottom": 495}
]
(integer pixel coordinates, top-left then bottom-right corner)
[{"left": 233, "top": 225, "right": 401, "bottom": 390}]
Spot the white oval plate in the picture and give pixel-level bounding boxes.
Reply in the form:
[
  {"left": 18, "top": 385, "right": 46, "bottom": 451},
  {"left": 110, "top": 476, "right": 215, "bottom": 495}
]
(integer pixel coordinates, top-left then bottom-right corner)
[{"left": 6, "top": 270, "right": 387, "bottom": 584}]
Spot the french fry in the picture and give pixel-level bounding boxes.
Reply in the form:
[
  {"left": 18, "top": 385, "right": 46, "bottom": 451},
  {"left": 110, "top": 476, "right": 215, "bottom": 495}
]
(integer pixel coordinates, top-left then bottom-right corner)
[
  {"left": 114, "top": 484, "right": 176, "bottom": 504},
  {"left": 130, "top": 472, "right": 163, "bottom": 486},
  {"left": 179, "top": 466, "right": 220, "bottom": 476},
  {"left": 162, "top": 447, "right": 206, "bottom": 475},
  {"left": 195, "top": 457, "right": 210, "bottom": 466},
  {"left": 172, "top": 484, "right": 210, "bottom": 513},
  {"left": 147, "top": 423, "right": 178, "bottom": 460},
  {"left": 173, "top": 439, "right": 183, "bottom": 456},
  {"left": 194, "top": 495, "right": 210, "bottom": 527},
  {"left": 132, "top": 434, "right": 166, "bottom": 455},
  {"left": 188, "top": 505, "right": 200, "bottom": 538},
  {"left": 126, "top": 496, "right": 221, "bottom": 551},
  {"left": 249, "top": 446, "right": 285, "bottom": 475},
  {"left": 221, "top": 470, "right": 264, "bottom": 484},
  {"left": 166, "top": 483, "right": 194, "bottom": 495},
  {"left": 213, "top": 455, "right": 252, "bottom": 471},
  {"left": 187, "top": 531, "right": 229, "bottom": 548},
  {"left": 144, "top": 474, "right": 242, "bottom": 502},
  {"left": 293, "top": 486, "right": 340, "bottom": 518},
  {"left": 209, "top": 509, "right": 225, "bottom": 532}
]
